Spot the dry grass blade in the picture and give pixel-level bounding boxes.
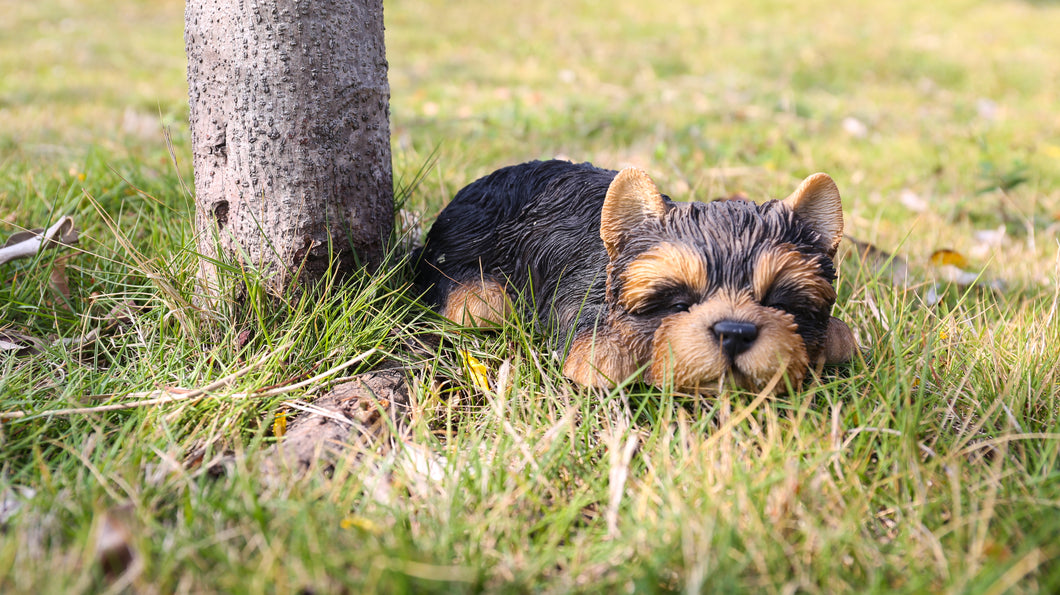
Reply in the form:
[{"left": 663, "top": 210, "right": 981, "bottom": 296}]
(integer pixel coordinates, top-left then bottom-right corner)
[
  {"left": 245, "top": 348, "right": 378, "bottom": 399},
  {"left": 0, "top": 342, "right": 293, "bottom": 421},
  {"left": 1, "top": 348, "right": 378, "bottom": 422},
  {"left": 606, "top": 429, "right": 640, "bottom": 538},
  {"left": 700, "top": 364, "right": 786, "bottom": 452}
]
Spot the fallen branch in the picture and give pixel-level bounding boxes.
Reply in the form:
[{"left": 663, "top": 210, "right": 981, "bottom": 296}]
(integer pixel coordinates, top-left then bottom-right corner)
[{"left": 0, "top": 216, "right": 79, "bottom": 267}]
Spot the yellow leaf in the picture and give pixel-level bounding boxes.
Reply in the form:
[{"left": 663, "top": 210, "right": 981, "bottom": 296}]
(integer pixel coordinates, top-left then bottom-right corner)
[
  {"left": 458, "top": 348, "right": 491, "bottom": 391},
  {"left": 930, "top": 249, "right": 968, "bottom": 269},
  {"left": 340, "top": 515, "right": 382, "bottom": 534},
  {"left": 273, "top": 412, "right": 287, "bottom": 437}
]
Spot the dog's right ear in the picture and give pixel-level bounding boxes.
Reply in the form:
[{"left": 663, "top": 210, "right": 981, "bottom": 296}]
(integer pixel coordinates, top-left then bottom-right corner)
[
  {"left": 782, "top": 173, "right": 844, "bottom": 256},
  {"left": 601, "top": 168, "right": 668, "bottom": 260}
]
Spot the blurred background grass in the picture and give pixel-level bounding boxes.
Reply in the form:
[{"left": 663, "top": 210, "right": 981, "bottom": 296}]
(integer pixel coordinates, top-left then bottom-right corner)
[{"left": 3, "top": 0, "right": 1059, "bottom": 287}]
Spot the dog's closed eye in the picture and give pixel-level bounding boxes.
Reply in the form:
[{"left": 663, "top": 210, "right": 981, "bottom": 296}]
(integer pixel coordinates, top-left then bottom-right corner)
[
  {"left": 628, "top": 283, "right": 696, "bottom": 316},
  {"left": 753, "top": 249, "right": 835, "bottom": 312}
]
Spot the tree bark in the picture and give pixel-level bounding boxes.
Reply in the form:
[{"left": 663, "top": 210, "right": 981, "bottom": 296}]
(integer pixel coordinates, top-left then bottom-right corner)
[{"left": 185, "top": 0, "right": 392, "bottom": 300}]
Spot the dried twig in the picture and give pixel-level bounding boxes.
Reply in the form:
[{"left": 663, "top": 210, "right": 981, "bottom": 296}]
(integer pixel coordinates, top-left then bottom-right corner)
[
  {"left": 0, "top": 347, "right": 277, "bottom": 421},
  {"left": 0, "top": 216, "right": 79, "bottom": 266},
  {"left": 0, "top": 343, "right": 381, "bottom": 422}
]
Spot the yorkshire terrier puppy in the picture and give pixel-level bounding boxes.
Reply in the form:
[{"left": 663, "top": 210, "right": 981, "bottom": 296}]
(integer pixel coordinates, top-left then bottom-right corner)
[{"left": 415, "top": 160, "right": 856, "bottom": 392}]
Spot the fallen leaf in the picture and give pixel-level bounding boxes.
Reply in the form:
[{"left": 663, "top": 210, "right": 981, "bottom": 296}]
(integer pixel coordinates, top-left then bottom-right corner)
[
  {"left": 0, "top": 328, "right": 46, "bottom": 355},
  {"left": 930, "top": 249, "right": 990, "bottom": 288},
  {"left": 925, "top": 248, "right": 1004, "bottom": 306},
  {"left": 58, "top": 328, "right": 101, "bottom": 352},
  {"left": 49, "top": 254, "right": 75, "bottom": 301},
  {"left": 930, "top": 249, "right": 969, "bottom": 269},
  {"left": 273, "top": 412, "right": 287, "bottom": 437},
  {"left": 235, "top": 328, "right": 254, "bottom": 351},
  {"left": 101, "top": 300, "right": 141, "bottom": 326},
  {"left": 94, "top": 506, "right": 138, "bottom": 578},
  {"left": 934, "top": 265, "right": 980, "bottom": 286},
  {"left": 458, "top": 349, "right": 491, "bottom": 392},
  {"left": 2, "top": 229, "right": 44, "bottom": 247}
]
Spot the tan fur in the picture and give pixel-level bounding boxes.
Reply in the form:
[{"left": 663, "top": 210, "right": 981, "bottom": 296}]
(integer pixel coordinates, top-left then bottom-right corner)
[
  {"left": 753, "top": 247, "right": 836, "bottom": 307},
  {"left": 618, "top": 243, "right": 708, "bottom": 312},
  {"left": 562, "top": 328, "right": 640, "bottom": 388},
  {"left": 782, "top": 173, "right": 844, "bottom": 255},
  {"left": 648, "top": 290, "right": 809, "bottom": 392},
  {"left": 442, "top": 279, "right": 512, "bottom": 326},
  {"left": 600, "top": 168, "right": 668, "bottom": 260}
]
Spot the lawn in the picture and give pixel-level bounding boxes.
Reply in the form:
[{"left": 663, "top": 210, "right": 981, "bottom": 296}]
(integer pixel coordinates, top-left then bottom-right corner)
[{"left": 2, "top": 0, "right": 1059, "bottom": 592}]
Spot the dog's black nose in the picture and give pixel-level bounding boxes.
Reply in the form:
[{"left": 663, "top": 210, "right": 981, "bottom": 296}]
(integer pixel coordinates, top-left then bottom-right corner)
[{"left": 712, "top": 320, "right": 759, "bottom": 360}]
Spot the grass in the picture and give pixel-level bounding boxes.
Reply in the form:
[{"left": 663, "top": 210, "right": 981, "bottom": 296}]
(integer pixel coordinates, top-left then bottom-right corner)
[{"left": 2, "top": 0, "right": 1060, "bottom": 591}]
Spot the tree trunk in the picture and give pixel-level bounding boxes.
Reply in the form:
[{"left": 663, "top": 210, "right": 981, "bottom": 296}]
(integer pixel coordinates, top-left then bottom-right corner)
[{"left": 185, "top": 0, "right": 392, "bottom": 301}]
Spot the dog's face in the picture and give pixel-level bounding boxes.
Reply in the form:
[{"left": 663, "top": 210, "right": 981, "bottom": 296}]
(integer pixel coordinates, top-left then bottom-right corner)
[{"left": 595, "top": 169, "right": 856, "bottom": 392}]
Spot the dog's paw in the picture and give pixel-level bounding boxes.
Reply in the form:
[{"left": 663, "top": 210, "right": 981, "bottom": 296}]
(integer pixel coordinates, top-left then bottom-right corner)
[{"left": 562, "top": 329, "right": 639, "bottom": 388}]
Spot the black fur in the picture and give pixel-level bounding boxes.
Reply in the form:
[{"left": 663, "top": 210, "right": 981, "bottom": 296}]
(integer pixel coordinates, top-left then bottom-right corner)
[{"left": 415, "top": 160, "right": 619, "bottom": 339}]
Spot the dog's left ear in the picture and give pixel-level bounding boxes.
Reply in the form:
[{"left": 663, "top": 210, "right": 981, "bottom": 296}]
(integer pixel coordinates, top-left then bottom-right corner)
[
  {"left": 783, "top": 173, "right": 844, "bottom": 256},
  {"left": 601, "top": 168, "right": 669, "bottom": 260},
  {"left": 823, "top": 316, "right": 857, "bottom": 364}
]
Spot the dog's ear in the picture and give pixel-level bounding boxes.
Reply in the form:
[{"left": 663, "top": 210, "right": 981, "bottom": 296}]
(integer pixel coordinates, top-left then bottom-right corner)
[
  {"left": 822, "top": 316, "right": 857, "bottom": 365},
  {"left": 783, "top": 173, "right": 844, "bottom": 255},
  {"left": 601, "top": 168, "right": 668, "bottom": 260}
]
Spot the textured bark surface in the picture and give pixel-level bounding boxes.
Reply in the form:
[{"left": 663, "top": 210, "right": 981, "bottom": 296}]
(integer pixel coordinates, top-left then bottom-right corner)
[{"left": 185, "top": 0, "right": 393, "bottom": 298}]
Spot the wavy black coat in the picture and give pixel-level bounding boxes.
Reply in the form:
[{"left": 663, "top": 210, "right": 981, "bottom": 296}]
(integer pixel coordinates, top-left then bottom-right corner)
[{"left": 415, "top": 160, "right": 636, "bottom": 340}]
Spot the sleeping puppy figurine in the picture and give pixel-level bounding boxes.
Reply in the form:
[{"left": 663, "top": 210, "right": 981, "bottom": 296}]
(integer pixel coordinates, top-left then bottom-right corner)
[{"left": 415, "top": 160, "right": 856, "bottom": 392}]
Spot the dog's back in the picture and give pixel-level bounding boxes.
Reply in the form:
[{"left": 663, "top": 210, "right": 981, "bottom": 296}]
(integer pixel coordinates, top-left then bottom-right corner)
[{"left": 415, "top": 160, "right": 619, "bottom": 331}]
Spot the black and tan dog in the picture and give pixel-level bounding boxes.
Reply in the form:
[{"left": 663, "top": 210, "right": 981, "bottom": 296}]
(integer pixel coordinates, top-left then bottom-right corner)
[{"left": 415, "top": 160, "right": 856, "bottom": 392}]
